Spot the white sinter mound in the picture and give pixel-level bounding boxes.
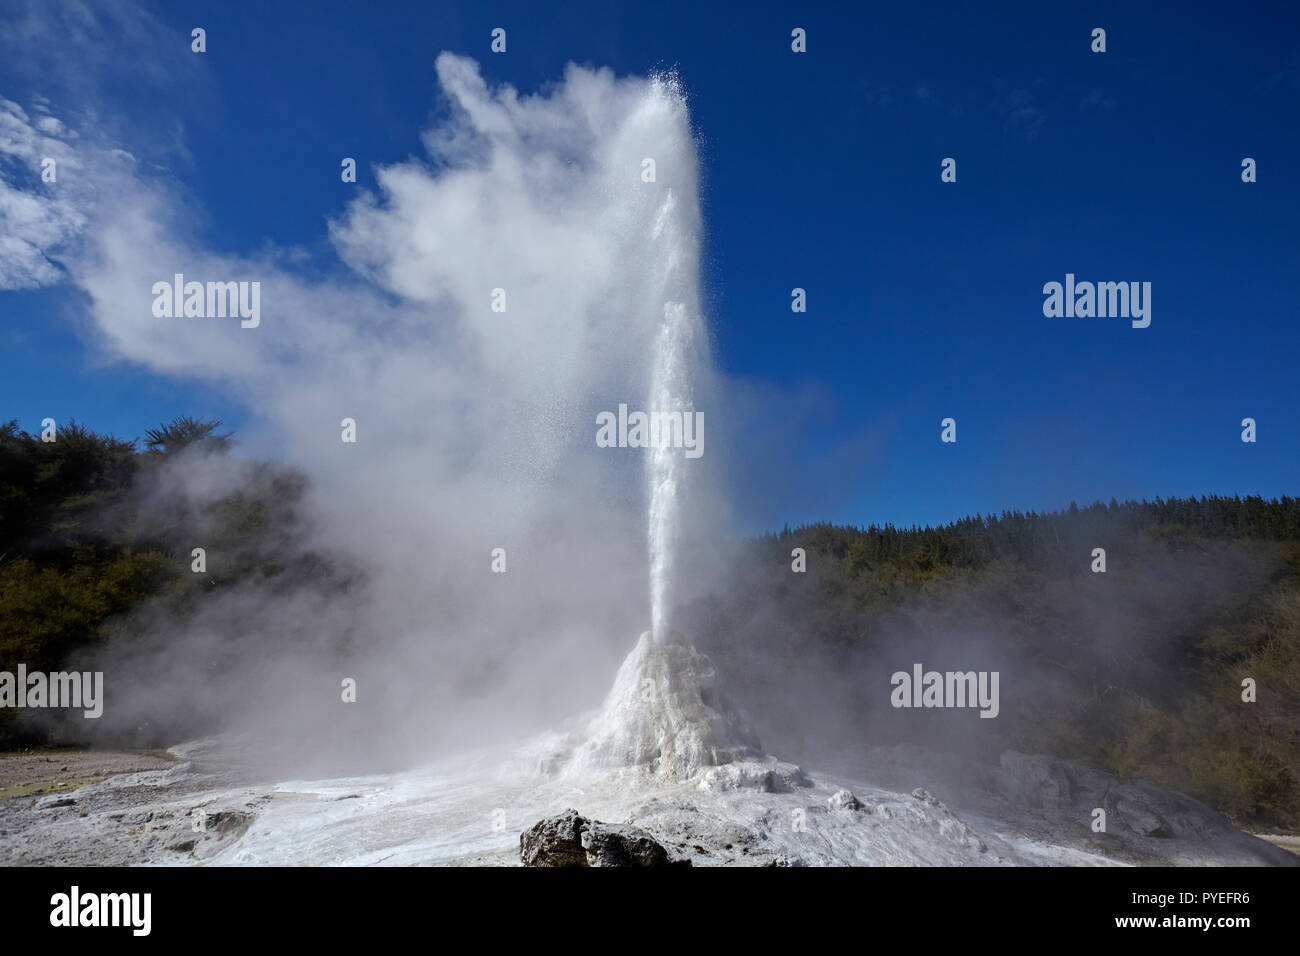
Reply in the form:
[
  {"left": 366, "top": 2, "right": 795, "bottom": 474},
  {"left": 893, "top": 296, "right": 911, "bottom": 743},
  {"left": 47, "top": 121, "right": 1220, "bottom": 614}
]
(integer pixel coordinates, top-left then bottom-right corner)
[{"left": 567, "top": 631, "right": 763, "bottom": 780}]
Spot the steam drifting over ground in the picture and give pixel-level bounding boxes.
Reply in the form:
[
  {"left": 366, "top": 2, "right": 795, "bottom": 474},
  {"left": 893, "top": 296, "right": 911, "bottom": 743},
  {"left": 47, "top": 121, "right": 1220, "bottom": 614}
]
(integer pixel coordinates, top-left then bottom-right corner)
[
  {"left": 8, "top": 54, "right": 736, "bottom": 771},
  {"left": 2, "top": 41, "right": 1294, "bottom": 868}
]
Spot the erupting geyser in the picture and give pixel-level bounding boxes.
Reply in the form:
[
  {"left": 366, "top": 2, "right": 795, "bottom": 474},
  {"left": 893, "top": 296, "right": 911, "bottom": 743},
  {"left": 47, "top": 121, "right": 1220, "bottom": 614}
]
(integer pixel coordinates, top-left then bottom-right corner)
[
  {"left": 571, "top": 78, "right": 773, "bottom": 785},
  {"left": 514, "top": 75, "right": 766, "bottom": 784},
  {"left": 3, "top": 48, "right": 1288, "bottom": 869},
  {"left": 643, "top": 77, "right": 708, "bottom": 647}
]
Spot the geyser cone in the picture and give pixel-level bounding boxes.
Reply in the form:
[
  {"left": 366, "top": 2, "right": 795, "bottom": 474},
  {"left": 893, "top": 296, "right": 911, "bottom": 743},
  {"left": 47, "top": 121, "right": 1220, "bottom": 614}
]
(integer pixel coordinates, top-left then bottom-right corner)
[{"left": 573, "top": 631, "right": 762, "bottom": 781}]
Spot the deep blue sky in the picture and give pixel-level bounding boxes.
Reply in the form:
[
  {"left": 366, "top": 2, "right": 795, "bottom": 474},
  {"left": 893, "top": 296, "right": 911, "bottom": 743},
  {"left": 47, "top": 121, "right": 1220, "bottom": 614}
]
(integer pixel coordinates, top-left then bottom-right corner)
[{"left": 2, "top": 1, "right": 1298, "bottom": 529}]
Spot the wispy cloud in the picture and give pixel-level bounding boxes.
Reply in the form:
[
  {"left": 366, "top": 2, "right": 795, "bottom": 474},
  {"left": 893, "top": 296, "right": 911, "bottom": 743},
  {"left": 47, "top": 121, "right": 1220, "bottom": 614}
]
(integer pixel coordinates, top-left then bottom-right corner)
[
  {"left": 996, "top": 87, "right": 1047, "bottom": 142},
  {"left": 1079, "top": 86, "right": 1115, "bottom": 111},
  {"left": 0, "top": 98, "right": 90, "bottom": 288},
  {"left": 0, "top": 0, "right": 185, "bottom": 98},
  {"left": 1264, "top": 49, "right": 1300, "bottom": 98}
]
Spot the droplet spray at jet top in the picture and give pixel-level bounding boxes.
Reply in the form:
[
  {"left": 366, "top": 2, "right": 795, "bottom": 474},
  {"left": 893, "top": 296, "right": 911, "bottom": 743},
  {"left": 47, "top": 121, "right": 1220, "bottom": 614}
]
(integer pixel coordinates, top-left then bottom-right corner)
[{"left": 644, "top": 75, "right": 707, "bottom": 646}]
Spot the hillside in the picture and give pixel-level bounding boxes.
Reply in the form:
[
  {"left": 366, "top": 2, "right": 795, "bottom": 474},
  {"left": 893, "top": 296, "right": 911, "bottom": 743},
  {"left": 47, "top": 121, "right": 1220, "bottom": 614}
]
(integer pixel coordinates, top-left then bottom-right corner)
[{"left": 1, "top": 417, "right": 1296, "bottom": 829}]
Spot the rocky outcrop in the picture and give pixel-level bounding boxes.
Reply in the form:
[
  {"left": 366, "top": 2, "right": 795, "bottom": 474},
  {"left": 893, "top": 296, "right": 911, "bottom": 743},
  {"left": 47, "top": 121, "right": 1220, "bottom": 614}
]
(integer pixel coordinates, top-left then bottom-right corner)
[
  {"left": 519, "top": 809, "right": 689, "bottom": 867},
  {"left": 698, "top": 759, "right": 810, "bottom": 794},
  {"left": 827, "top": 788, "right": 865, "bottom": 811},
  {"left": 979, "top": 750, "right": 1298, "bottom": 865}
]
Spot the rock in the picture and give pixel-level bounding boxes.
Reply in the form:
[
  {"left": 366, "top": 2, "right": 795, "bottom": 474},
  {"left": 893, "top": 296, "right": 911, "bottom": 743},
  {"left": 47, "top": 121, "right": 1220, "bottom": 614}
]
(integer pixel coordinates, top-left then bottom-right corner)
[
  {"left": 582, "top": 823, "right": 682, "bottom": 867},
  {"left": 205, "top": 810, "right": 252, "bottom": 839},
  {"left": 770, "top": 762, "right": 812, "bottom": 791},
  {"left": 911, "top": 788, "right": 942, "bottom": 807},
  {"left": 828, "top": 789, "right": 864, "bottom": 811},
  {"left": 519, "top": 809, "right": 688, "bottom": 867},
  {"left": 167, "top": 840, "right": 196, "bottom": 853},
  {"left": 984, "top": 752, "right": 1078, "bottom": 810},
  {"left": 699, "top": 760, "right": 811, "bottom": 794},
  {"left": 983, "top": 750, "right": 1298, "bottom": 864},
  {"left": 519, "top": 809, "right": 589, "bottom": 867},
  {"left": 1115, "top": 800, "right": 1173, "bottom": 838}
]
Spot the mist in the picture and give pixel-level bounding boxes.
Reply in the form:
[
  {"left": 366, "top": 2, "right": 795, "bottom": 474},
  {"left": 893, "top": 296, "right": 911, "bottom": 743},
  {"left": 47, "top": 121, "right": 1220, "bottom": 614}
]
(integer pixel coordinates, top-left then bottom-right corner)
[
  {"left": 4, "top": 54, "right": 755, "bottom": 772},
  {"left": 3, "top": 10, "right": 1295, "bottom": 871},
  {"left": 694, "top": 532, "right": 1287, "bottom": 781}
]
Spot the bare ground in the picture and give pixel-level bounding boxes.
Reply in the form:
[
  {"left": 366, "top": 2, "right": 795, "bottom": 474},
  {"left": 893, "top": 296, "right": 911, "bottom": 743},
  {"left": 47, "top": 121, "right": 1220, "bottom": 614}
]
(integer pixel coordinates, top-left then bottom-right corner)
[{"left": 0, "top": 747, "right": 176, "bottom": 799}]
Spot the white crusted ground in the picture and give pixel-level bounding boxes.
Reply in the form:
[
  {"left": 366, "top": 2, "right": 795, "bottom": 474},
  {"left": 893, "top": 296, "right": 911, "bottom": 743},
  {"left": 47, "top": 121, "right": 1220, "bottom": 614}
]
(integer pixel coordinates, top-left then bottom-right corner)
[{"left": 0, "top": 635, "right": 1293, "bottom": 867}]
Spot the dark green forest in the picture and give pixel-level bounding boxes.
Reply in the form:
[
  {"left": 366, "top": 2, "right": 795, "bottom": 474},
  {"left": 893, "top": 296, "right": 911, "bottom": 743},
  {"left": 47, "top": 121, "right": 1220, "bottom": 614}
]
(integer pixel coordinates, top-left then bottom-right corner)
[
  {"left": 1, "top": 416, "right": 1297, "bottom": 829},
  {"left": 0, "top": 417, "right": 349, "bottom": 745},
  {"left": 699, "top": 496, "right": 1300, "bottom": 831}
]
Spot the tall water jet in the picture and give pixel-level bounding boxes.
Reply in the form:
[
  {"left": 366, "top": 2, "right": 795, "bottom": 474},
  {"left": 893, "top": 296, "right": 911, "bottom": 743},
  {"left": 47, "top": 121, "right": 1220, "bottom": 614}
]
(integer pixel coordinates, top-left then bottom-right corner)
[
  {"left": 644, "top": 77, "right": 708, "bottom": 645},
  {"left": 546, "top": 75, "right": 771, "bottom": 784}
]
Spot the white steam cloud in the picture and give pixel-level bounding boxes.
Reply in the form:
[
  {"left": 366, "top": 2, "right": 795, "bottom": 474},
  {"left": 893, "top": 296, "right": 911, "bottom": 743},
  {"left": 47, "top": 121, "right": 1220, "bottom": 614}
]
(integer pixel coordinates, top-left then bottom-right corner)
[{"left": 2, "top": 53, "right": 731, "bottom": 768}]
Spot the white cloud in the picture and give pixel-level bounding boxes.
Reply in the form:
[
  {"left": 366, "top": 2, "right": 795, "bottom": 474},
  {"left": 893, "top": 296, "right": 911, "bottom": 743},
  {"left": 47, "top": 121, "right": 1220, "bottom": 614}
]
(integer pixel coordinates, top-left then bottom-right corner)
[
  {"left": 0, "top": 98, "right": 88, "bottom": 288},
  {"left": 2, "top": 52, "right": 729, "bottom": 759}
]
